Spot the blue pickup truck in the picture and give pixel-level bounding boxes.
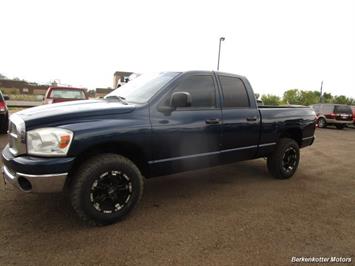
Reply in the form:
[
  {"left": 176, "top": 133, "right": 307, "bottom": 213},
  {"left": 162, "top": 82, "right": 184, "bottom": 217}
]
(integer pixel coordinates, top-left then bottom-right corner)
[{"left": 2, "top": 71, "right": 316, "bottom": 225}]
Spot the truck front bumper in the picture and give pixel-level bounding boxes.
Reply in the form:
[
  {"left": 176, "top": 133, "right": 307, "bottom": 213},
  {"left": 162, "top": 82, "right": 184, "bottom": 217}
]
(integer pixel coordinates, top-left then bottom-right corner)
[{"left": 2, "top": 145, "right": 75, "bottom": 193}]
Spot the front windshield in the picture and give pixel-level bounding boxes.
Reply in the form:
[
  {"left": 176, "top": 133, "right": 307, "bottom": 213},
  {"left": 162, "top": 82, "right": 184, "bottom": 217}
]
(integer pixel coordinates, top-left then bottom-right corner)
[{"left": 105, "top": 72, "right": 180, "bottom": 103}]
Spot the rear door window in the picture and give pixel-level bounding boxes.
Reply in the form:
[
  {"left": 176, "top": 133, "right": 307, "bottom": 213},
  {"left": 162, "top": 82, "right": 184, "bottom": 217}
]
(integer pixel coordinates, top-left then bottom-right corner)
[
  {"left": 323, "top": 105, "right": 334, "bottom": 113},
  {"left": 312, "top": 105, "right": 320, "bottom": 113},
  {"left": 218, "top": 76, "right": 250, "bottom": 108}
]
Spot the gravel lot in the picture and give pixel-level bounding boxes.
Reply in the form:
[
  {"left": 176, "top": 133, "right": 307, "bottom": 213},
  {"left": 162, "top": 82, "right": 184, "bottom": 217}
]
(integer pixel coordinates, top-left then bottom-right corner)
[{"left": 0, "top": 128, "right": 354, "bottom": 265}]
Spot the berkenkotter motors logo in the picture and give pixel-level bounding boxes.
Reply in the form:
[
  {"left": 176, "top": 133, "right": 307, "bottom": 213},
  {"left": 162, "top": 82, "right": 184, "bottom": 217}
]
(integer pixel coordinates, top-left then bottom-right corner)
[{"left": 291, "top": 256, "right": 352, "bottom": 263}]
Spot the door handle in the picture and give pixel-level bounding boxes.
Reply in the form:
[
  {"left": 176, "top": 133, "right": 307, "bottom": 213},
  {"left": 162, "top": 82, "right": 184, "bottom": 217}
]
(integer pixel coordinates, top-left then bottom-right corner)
[
  {"left": 246, "top": 117, "right": 257, "bottom": 122},
  {"left": 205, "top": 118, "right": 221, "bottom": 125}
]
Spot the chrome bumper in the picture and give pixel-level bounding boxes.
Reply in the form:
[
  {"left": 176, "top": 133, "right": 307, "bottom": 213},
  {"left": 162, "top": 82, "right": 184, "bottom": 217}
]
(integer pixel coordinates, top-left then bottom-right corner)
[{"left": 2, "top": 165, "right": 67, "bottom": 193}]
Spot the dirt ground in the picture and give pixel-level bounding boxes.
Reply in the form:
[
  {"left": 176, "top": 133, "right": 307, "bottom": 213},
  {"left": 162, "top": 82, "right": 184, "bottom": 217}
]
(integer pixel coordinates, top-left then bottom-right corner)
[{"left": 0, "top": 127, "right": 354, "bottom": 265}]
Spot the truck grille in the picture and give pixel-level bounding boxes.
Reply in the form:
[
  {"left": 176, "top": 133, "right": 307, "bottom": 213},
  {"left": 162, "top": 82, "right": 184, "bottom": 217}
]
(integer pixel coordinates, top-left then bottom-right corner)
[{"left": 8, "top": 114, "right": 26, "bottom": 156}]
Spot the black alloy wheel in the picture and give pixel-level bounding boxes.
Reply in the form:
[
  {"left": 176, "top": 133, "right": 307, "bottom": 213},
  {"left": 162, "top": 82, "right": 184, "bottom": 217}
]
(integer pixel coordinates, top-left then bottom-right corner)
[
  {"left": 281, "top": 147, "right": 298, "bottom": 175},
  {"left": 90, "top": 170, "right": 132, "bottom": 214},
  {"left": 70, "top": 154, "right": 144, "bottom": 226},
  {"left": 267, "top": 138, "right": 300, "bottom": 179}
]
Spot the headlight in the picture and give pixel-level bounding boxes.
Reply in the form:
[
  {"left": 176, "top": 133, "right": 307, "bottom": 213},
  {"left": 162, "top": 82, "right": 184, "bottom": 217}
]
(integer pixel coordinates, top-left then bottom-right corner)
[{"left": 27, "top": 128, "right": 73, "bottom": 156}]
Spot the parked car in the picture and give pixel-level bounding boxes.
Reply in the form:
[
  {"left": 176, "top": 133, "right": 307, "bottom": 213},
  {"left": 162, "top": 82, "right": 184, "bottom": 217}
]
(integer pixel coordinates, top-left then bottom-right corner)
[
  {"left": 311, "top": 103, "right": 353, "bottom": 129},
  {"left": 352, "top": 106, "right": 355, "bottom": 126},
  {"left": 44, "top": 86, "right": 88, "bottom": 104},
  {"left": 2, "top": 71, "right": 316, "bottom": 225},
  {"left": 0, "top": 91, "right": 9, "bottom": 134}
]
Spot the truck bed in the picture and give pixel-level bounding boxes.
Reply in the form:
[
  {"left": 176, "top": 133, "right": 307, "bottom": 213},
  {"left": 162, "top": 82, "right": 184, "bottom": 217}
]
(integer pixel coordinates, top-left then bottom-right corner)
[{"left": 257, "top": 105, "right": 316, "bottom": 156}]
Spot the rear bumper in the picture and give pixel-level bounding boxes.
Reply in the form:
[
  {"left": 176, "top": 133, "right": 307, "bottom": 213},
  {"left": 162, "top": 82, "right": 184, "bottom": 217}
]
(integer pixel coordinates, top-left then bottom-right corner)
[
  {"left": 301, "top": 136, "right": 315, "bottom": 148},
  {"left": 2, "top": 145, "right": 75, "bottom": 193}
]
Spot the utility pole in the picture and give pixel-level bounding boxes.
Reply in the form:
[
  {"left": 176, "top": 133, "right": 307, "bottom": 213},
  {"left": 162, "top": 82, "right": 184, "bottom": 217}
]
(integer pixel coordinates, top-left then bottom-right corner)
[
  {"left": 320, "top": 81, "right": 323, "bottom": 103},
  {"left": 217, "top": 37, "right": 225, "bottom": 71}
]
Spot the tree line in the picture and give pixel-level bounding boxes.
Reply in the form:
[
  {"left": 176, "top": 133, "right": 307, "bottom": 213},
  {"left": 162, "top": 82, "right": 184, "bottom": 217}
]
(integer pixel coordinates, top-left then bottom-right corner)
[{"left": 258, "top": 89, "right": 355, "bottom": 106}]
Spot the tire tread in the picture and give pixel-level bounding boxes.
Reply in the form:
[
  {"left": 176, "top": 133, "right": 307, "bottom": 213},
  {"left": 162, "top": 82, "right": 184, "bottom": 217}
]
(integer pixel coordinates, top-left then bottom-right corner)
[
  {"left": 70, "top": 154, "right": 143, "bottom": 226},
  {"left": 267, "top": 138, "right": 299, "bottom": 179}
]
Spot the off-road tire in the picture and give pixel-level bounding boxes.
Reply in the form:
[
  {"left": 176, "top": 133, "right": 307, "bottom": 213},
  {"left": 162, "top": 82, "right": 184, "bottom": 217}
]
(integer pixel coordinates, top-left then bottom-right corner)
[
  {"left": 267, "top": 138, "right": 300, "bottom": 179},
  {"left": 70, "top": 154, "right": 144, "bottom": 226}
]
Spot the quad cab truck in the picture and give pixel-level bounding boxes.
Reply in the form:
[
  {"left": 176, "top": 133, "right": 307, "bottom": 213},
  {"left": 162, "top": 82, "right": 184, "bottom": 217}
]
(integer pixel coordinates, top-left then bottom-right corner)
[{"left": 2, "top": 71, "right": 316, "bottom": 225}]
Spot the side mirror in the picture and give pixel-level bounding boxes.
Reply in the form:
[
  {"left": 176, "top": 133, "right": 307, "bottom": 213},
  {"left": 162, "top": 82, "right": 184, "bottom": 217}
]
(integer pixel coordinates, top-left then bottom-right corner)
[
  {"left": 3, "top": 95, "right": 9, "bottom": 101},
  {"left": 158, "top": 92, "right": 192, "bottom": 115},
  {"left": 170, "top": 92, "right": 191, "bottom": 108}
]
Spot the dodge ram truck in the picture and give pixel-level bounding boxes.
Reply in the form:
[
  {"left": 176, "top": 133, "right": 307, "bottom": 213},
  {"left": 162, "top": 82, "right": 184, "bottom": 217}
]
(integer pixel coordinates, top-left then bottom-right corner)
[{"left": 2, "top": 71, "right": 316, "bottom": 225}]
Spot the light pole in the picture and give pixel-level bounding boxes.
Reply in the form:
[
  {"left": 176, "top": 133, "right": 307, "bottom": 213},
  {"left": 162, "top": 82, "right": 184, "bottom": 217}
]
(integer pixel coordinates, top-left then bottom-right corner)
[{"left": 217, "top": 37, "right": 225, "bottom": 71}]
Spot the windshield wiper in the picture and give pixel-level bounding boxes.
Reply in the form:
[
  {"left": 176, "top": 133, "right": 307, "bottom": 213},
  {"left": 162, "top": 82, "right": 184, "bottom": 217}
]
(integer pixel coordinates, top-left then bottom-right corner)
[{"left": 105, "top": 95, "right": 128, "bottom": 105}]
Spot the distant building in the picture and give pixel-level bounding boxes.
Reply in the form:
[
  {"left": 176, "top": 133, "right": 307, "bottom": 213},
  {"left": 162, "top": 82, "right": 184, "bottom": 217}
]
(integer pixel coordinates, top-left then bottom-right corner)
[
  {"left": 0, "top": 79, "right": 49, "bottom": 95},
  {"left": 113, "top": 71, "right": 133, "bottom": 89}
]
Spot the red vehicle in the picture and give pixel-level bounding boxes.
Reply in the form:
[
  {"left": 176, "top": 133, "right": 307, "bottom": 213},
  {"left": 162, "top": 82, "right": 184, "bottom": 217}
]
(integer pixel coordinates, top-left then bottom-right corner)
[
  {"left": 352, "top": 106, "right": 355, "bottom": 125},
  {"left": 44, "top": 87, "right": 88, "bottom": 104}
]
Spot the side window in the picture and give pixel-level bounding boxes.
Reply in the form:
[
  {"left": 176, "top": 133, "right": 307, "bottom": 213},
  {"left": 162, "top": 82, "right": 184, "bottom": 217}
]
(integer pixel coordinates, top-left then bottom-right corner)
[
  {"left": 219, "top": 76, "right": 250, "bottom": 108},
  {"left": 170, "top": 75, "right": 216, "bottom": 108},
  {"left": 313, "top": 105, "right": 320, "bottom": 113},
  {"left": 325, "top": 105, "right": 333, "bottom": 113},
  {"left": 331, "top": 105, "right": 335, "bottom": 113}
]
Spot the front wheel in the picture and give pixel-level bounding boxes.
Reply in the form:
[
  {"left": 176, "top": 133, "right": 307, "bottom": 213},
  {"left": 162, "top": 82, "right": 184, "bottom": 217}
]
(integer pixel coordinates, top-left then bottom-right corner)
[
  {"left": 70, "top": 154, "right": 144, "bottom": 226},
  {"left": 267, "top": 138, "right": 300, "bottom": 179}
]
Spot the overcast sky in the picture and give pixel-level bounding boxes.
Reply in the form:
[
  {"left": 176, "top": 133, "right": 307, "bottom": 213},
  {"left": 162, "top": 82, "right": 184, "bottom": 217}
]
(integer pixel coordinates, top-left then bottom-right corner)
[{"left": 1, "top": 0, "right": 354, "bottom": 97}]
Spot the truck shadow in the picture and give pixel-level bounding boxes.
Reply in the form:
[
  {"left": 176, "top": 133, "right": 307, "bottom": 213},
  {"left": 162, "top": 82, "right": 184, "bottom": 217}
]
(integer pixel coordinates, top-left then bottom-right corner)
[
  {"left": 3, "top": 159, "right": 272, "bottom": 230},
  {"left": 141, "top": 159, "right": 274, "bottom": 204}
]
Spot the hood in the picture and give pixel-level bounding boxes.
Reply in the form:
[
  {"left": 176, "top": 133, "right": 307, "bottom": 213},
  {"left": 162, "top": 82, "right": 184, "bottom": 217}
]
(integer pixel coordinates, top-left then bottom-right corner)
[{"left": 16, "top": 99, "right": 136, "bottom": 127}]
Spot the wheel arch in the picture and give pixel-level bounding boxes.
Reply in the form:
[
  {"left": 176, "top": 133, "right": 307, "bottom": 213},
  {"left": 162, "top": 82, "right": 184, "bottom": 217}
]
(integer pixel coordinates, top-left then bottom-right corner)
[
  {"left": 65, "top": 141, "right": 150, "bottom": 188},
  {"left": 278, "top": 127, "right": 302, "bottom": 146}
]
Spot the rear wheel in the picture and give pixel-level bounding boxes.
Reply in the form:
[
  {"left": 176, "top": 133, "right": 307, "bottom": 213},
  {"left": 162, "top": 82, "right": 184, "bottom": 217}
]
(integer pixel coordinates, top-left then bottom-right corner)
[
  {"left": 267, "top": 138, "right": 300, "bottom": 179},
  {"left": 335, "top": 124, "right": 345, "bottom": 129},
  {"left": 318, "top": 117, "right": 327, "bottom": 128},
  {"left": 70, "top": 154, "right": 144, "bottom": 226}
]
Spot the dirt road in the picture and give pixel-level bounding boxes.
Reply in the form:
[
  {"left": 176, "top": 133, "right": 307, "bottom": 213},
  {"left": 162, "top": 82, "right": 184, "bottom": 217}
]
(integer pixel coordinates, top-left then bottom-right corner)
[{"left": 0, "top": 128, "right": 354, "bottom": 265}]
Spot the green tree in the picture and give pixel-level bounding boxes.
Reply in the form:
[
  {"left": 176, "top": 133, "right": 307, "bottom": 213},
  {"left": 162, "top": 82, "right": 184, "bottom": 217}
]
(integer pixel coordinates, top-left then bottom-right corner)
[
  {"left": 261, "top": 94, "right": 281, "bottom": 105},
  {"left": 347, "top": 98, "right": 355, "bottom": 105},
  {"left": 266, "top": 89, "right": 354, "bottom": 106},
  {"left": 283, "top": 89, "right": 323, "bottom": 105},
  {"left": 283, "top": 89, "right": 301, "bottom": 104},
  {"left": 299, "top": 90, "right": 320, "bottom": 106},
  {"left": 332, "top": 95, "right": 355, "bottom": 105},
  {"left": 322, "top": 92, "right": 333, "bottom": 103}
]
